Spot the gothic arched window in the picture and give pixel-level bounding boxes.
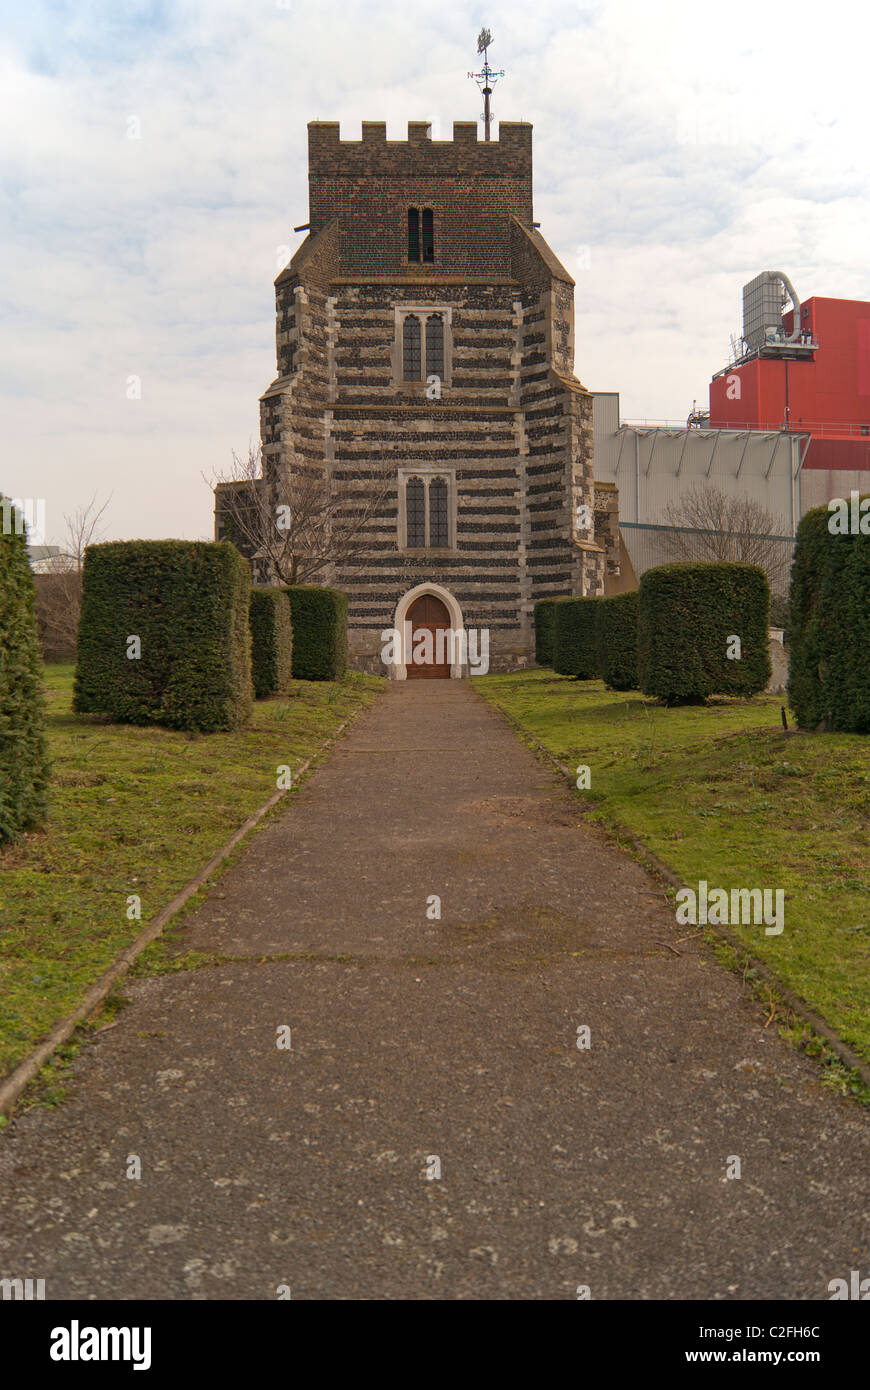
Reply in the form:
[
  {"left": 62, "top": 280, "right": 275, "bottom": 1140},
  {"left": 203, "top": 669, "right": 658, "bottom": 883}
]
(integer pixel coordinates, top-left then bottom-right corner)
[
  {"left": 401, "top": 471, "right": 453, "bottom": 549},
  {"left": 403, "top": 314, "right": 422, "bottom": 380},
  {"left": 429, "top": 476, "right": 448, "bottom": 547},
  {"left": 425, "top": 313, "right": 444, "bottom": 379},
  {"left": 396, "top": 308, "right": 450, "bottom": 387},
  {"left": 406, "top": 477, "right": 426, "bottom": 547}
]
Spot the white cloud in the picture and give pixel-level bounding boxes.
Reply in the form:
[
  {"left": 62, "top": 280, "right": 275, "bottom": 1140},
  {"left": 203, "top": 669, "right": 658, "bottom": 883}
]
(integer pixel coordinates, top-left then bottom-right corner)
[{"left": 1, "top": 0, "right": 869, "bottom": 542}]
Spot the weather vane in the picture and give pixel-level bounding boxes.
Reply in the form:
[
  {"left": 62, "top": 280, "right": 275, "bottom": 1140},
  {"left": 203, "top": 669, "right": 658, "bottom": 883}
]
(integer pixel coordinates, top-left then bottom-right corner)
[{"left": 468, "top": 27, "right": 505, "bottom": 141}]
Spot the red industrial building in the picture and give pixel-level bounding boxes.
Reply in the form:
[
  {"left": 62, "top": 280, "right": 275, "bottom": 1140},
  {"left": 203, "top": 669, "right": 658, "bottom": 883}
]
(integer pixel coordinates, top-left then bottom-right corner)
[{"left": 709, "top": 273, "right": 870, "bottom": 508}]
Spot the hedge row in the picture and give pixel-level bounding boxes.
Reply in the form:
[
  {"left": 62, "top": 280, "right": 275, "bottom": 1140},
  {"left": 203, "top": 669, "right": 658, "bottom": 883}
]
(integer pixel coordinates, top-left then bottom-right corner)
[
  {"left": 598, "top": 591, "right": 639, "bottom": 691},
  {"left": 553, "top": 597, "right": 603, "bottom": 678},
  {"left": 282, "top": 585, "right": 348, "bottom": 681},
  {"left": 533, "top": 598, "right": 561, "bottom": 666},
  {"left": 536, "top": 563, "right": 769, "bottom": 704},
  {"left": 538, "top": 592, "right": 638, "bottom": 690},
  {"left": 250, "top": 587, "right": 293, "bottom": 698},
  {"left": 788, "top": 502, "right": 870, "bottom": 731},
  {"left": 74, "top": 540, "right": 253, "bottom": 732},
  {"left": 0, "top": 498, "right": 50, "bottom": 843}
]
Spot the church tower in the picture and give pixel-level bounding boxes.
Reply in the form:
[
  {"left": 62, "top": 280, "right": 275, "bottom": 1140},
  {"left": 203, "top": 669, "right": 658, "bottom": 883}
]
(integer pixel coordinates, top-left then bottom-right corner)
[{"left": 244, "top": 110, "right": 618, "bottom": 675}]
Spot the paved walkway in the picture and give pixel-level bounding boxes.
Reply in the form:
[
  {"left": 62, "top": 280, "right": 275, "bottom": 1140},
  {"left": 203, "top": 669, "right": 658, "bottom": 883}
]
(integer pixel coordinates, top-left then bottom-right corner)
[{"left": 1, "top": 683, "right": 867, "bottom": 1299}]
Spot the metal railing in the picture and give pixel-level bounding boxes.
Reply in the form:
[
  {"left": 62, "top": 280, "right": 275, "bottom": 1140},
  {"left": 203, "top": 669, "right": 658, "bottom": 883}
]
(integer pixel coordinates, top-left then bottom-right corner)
[{"left": 620, "top": 417, "right": 870, "bottom": 438}]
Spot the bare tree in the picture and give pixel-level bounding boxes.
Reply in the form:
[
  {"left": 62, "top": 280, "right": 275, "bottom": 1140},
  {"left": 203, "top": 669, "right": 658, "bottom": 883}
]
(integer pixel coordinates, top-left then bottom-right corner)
[
  {"left": 659, "top": 484, "right": 792, "bottom": 593},
  {"left": 34, "top": 493, "right": 111, "bottom": 660},
  {"left": 65, "top": 492, "right": 112, "bottom": 572},
  {"left": 210, "top": 445, "right": 393, "bottom": 587}
]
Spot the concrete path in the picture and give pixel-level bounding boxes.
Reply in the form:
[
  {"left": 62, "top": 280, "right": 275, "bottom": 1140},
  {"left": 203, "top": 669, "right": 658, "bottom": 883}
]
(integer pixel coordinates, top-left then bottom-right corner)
[{"left": 0, "top": 683, "right": 867, "bottom": 1300}]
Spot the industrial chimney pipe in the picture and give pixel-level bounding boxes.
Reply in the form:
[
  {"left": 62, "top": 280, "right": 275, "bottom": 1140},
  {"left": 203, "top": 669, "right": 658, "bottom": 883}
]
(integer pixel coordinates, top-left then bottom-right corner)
[{"left": 767, "top": 270, "right": 802, "bottom": 343}]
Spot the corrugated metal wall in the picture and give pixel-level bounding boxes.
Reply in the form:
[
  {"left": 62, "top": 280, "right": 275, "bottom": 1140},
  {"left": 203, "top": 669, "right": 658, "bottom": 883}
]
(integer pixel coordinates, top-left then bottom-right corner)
[
  {"left": 799, "top": 467, "right": 870, "bottom": 510},
  {"left": 593, "top": 394, "right": 800, "bottom": 532},
  {"left": 618, "top": 522, "right": 795, "bottom": 591},
  {"left": 592, "top": 393, "right": 802, "bottom": 592}
]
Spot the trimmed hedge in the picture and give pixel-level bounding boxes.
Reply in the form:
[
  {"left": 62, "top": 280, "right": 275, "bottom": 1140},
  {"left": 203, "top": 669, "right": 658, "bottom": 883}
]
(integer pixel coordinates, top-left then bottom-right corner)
[
  {"left": 553, "top": 596, "right": 604, "bottom": 679},
  {"left": 282, "top": 586, "right": 348, "bottom": 681},
  {"left": 707, "top": 565, "right": 771, "bottom": 697},
  {"left": 74, "top": 540, "right": 253, "bottom": 732},
  {"left": 0, "top": 498, "right": 50, "bottom": 843},
  {"left": 788, "top": 501, "right": 870, "bottom": 731},
  {"left": 786, "top": 507, "right": 828, "bottom": 727},
  {"left": 639, "top": 566, "right": 711, "bottom": 703},
  {"left": 639, "top": 562, "right": 770, "bottom": 705},
  {"left": 250, "top": 587, "right": 294, "bottom": 698},
  {"left": 599, "top": 591, "right": 639, "bottom": 690},
  {"left": 534, "top": 597, "right": 569, "bottom": 666}
]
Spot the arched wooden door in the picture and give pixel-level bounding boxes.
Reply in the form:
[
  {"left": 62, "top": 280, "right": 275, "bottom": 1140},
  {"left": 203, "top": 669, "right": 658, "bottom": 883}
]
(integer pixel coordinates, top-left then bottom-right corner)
[{"left": 406, "top": 593, "right": 451, "bottom": 679}]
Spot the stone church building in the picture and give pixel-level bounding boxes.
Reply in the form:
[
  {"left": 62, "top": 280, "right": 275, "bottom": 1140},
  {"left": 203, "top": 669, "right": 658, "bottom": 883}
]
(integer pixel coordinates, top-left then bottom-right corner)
[{"left": 217, "top": 118, "right": 620, "bottom": 676}]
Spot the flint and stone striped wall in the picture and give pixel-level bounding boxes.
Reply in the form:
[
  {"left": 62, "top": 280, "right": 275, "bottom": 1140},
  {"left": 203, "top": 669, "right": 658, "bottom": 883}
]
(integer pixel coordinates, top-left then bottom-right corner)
[{"left": 255, "top": 120, "right": 619, "bottom": 675}]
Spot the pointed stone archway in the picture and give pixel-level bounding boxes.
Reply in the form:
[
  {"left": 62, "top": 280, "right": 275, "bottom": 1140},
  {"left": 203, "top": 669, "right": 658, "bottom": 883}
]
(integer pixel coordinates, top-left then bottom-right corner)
[{"left": 390, "top": 582, "right": 466, "bottom": 680}]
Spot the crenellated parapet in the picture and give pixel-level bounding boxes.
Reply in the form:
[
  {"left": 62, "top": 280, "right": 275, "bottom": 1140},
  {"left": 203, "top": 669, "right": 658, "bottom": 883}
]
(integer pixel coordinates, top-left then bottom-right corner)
[{"left": 307, "top": 120, "right": 533, "bottom": 238}]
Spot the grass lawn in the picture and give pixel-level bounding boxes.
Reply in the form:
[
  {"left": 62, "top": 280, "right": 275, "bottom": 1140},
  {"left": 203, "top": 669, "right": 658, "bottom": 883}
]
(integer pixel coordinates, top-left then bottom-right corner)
[
  {"left": 473, "top": 669, "right": 870, "bottom": 1073},
  {"left": 0, "top": 662, "right": 383, "bottom": 1080}
]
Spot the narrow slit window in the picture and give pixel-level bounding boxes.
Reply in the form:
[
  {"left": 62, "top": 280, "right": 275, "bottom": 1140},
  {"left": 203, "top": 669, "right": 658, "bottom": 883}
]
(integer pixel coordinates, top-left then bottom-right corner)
[
  {"left": 403, "top": 314, "right": 422, "bottom": 380},
  {"left": 421, "top": 208, "right": 434, "bottom": 263},
  {"left": 425, "top": 313, "right": 444, "bottom": 379},
  {"left": 407, "top": 208, "right": 420, "bottom": 263},
  {"left": 406, "top": 477, "right": 426, "bottom": 547},
  {"left": 429, "top": 477, "right": 448, "bottom": 547}
]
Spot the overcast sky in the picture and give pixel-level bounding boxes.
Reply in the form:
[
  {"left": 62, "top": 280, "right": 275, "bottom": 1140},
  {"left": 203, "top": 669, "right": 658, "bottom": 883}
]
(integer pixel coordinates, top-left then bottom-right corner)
[{"left": 3, "top": 0, "right": 868, "bottom": 545}]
